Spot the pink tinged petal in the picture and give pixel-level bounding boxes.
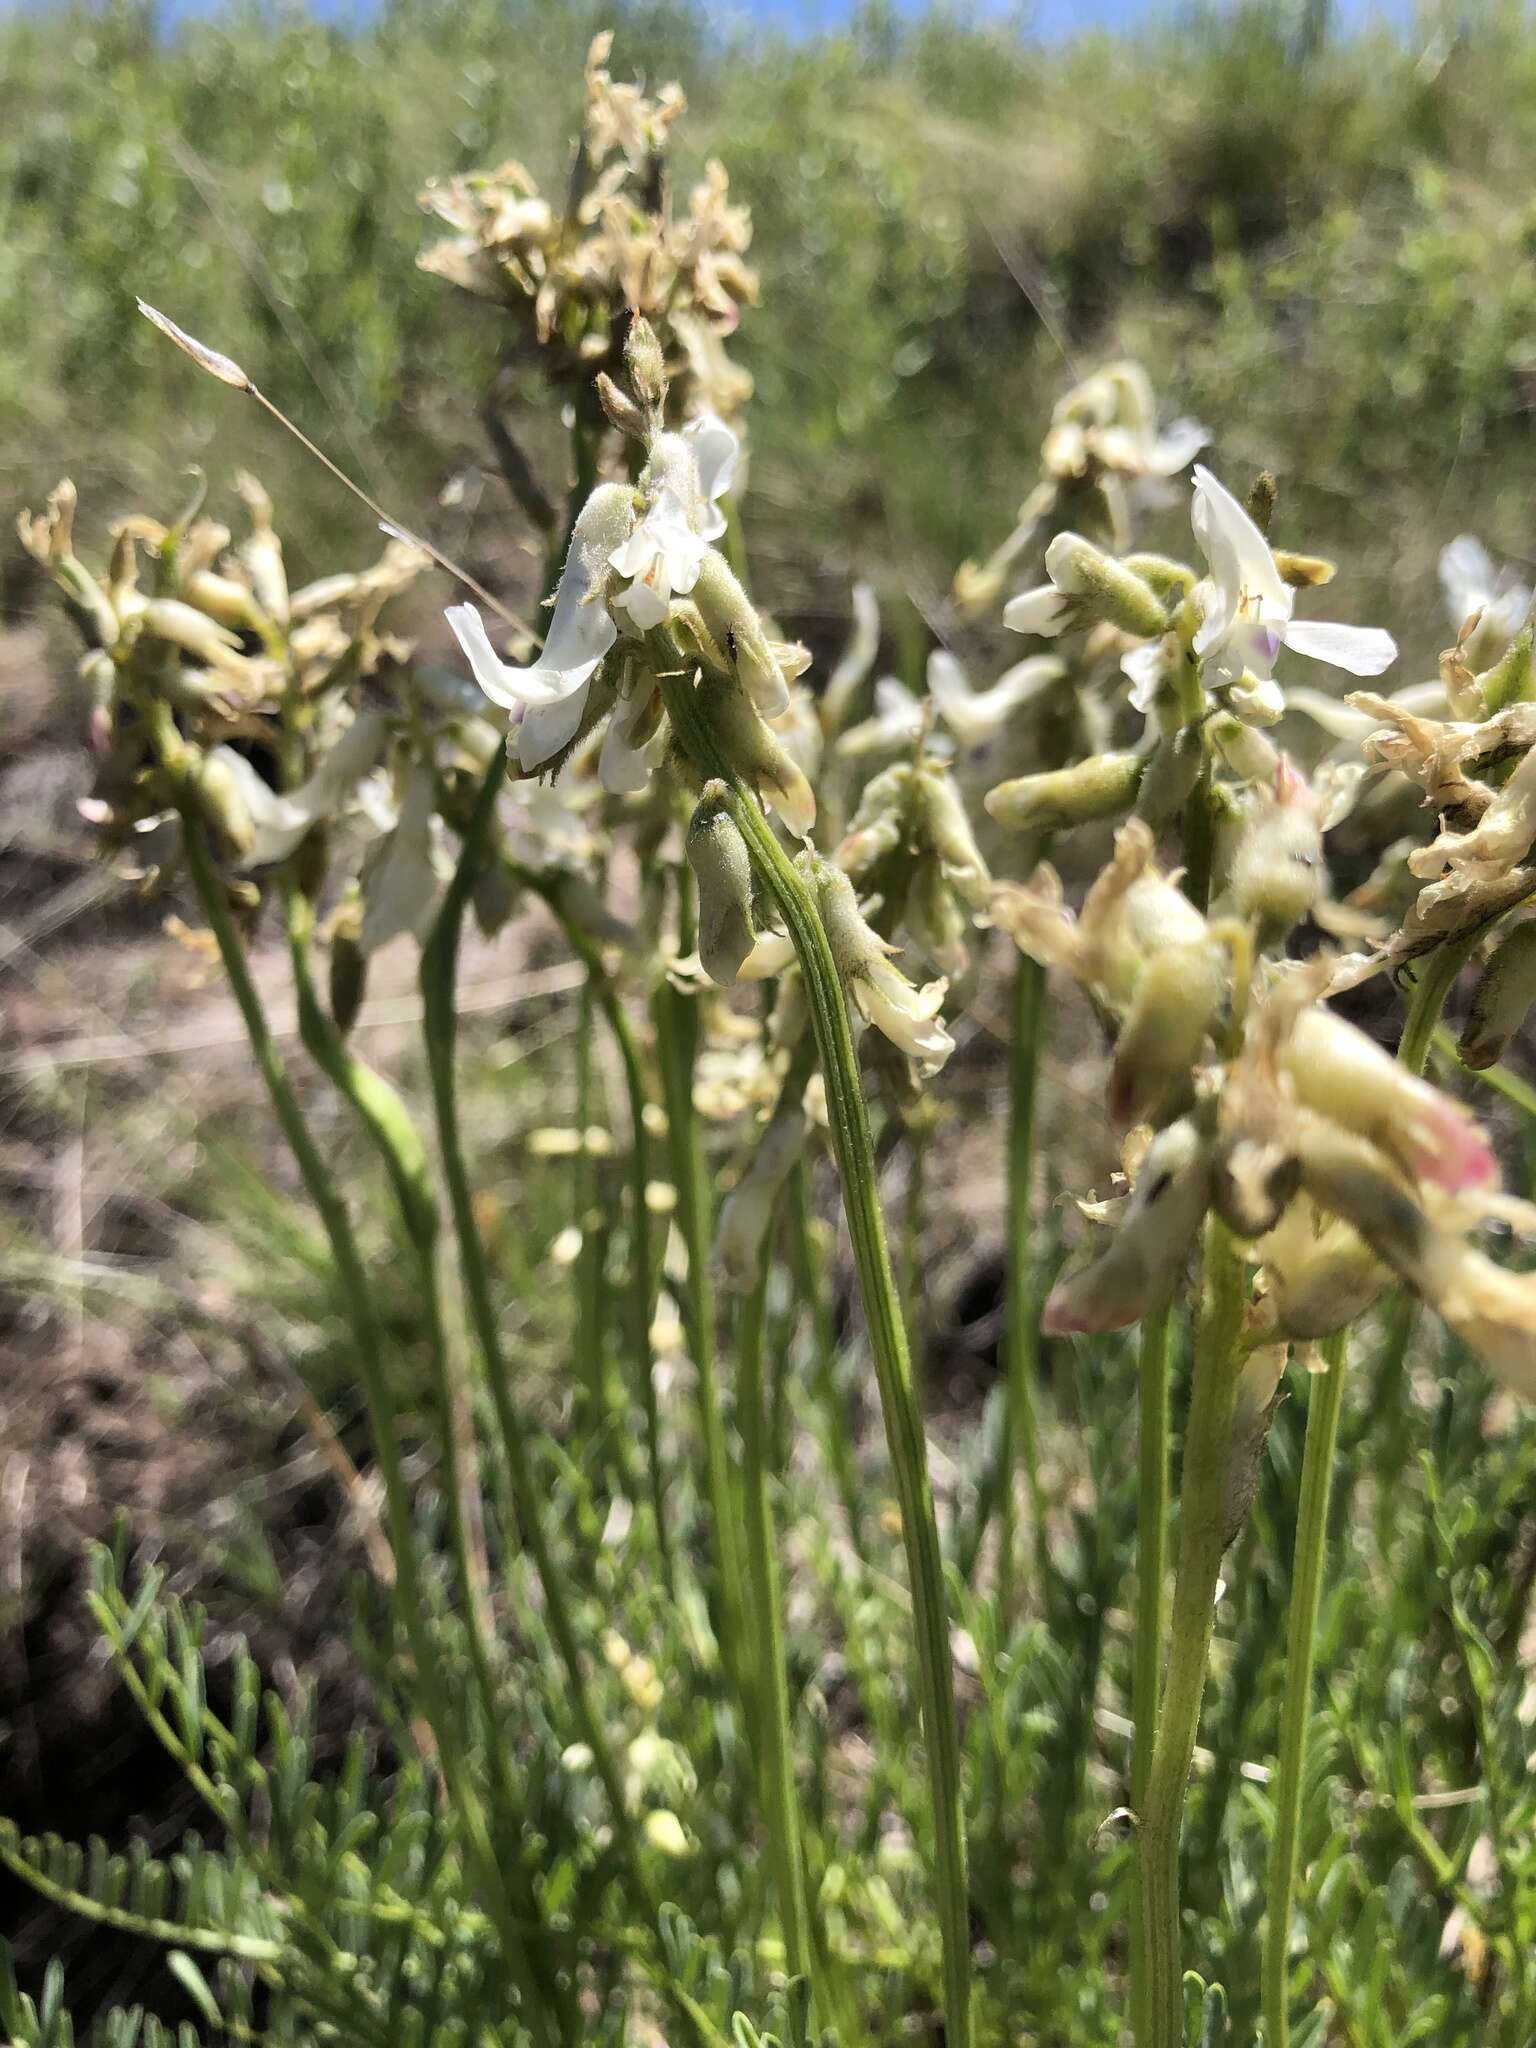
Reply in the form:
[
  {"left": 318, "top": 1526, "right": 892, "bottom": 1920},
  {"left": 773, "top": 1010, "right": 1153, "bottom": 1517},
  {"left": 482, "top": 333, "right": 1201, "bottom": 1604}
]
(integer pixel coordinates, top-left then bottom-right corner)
[
  {"left": 1282, "top": 619, "right": 1398, "bottom": 676},
  {"left": 1401, "top": 1080, "right": 1498, "bottom": 1192}
]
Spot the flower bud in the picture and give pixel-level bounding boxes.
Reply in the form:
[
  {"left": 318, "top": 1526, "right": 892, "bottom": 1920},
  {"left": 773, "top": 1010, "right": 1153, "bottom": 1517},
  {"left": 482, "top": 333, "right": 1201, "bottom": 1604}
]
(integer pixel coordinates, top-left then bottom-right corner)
[
  {"left": 1273, "top": 550, "right": 1336, "bottom": 589},
  {"left": 1043, "top": 1116, "right": 1213, "bottom": 1334},
  {"left": 595, "top": 371, "right": 650, "bottom": 443},
  {"left": 235, "top": 473, "right": 288, "bottom": 627},
  {"left": 695, "top": 669, "right": 816, "bottom": 837},
  {"left": 985, "top": 752, "right": 1143, "bottom": 834},
  {"left": 689, "top": 550, "right": 793, "bottom": 720},
  {"left": 686, "top": 788, "right": 756, "bottom": 987},
  {"left": 1209, "top": 712, "right": 1279, "bottom": 784},
  {"left": 1283, "top": 1007, "right": 1496, "bottom": 1193},
  {"left": 1107, "top": 943, "right": 1225, "bottom": 1128},
  {"left": 624, "top": 315, "right": 668, "bottom": 414},
  {"left": 1224, "top": 756, "right": 1324, "bottom": 941},
  {"left": 1460, "top": 919, "right": 1536, "bottom": 1070}
]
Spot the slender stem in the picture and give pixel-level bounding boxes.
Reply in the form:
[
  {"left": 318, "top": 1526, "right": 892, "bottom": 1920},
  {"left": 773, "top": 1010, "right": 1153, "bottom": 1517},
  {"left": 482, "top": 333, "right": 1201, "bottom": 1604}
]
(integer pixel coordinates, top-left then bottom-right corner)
[
  {"left": 419, "top": 761, "right": 642, "bottom": 1894},
  {"left": 996, "top": 946, "right": 1047, "bottom": 1629},
  {"left": 572, "top": 978, "right": 611, "bottom": 1432},
  {"left": 1400, "top": 928, "right": 1483, "bottom": 1077},
  {"left": 176, "top": 810, "right": 559, "bottom": 2041},
  {"left": 1136, "top": 1218, "right": 1245, "bottom": 2048},
  {"left": 656, "top": 665, "right": 973, "bottom": 2048},
  {"left": 1260, "top": 1326, "right": 1347, "bottom": 2048},
  {"left": 1128, "top": 1297, "right": 1173, "bottom": 2048},
  {"left": 281, "top": 881, "right": 526, "bottom": 1837},
  {"left": 788, "top": 1158, "right": 867, "bottom": 1562},
  {"left": 902, "top": 1117, "right": 927, "bottom": 1368},
  {"left": 654, "top": 971, "right": 749, "bottom": 1694},
  {"left": 737, "top": 1222, "right": 815, "bottom": 2001}
]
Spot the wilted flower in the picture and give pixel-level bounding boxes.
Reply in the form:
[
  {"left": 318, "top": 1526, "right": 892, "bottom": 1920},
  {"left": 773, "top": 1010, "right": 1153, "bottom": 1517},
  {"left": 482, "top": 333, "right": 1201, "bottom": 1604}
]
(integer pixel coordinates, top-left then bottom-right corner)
[
  {"left": 207, "top": 711, "right": 389, "bottom": 870},
  {"left": 358, "top": 758, "right": 447, "bottom": 953},
  {"left": 810, "top": 857, "right": 954, "bottom": 1078},
  {"left": 1043, "top": 1116, "right": 1214, "bottom": 1334},
  {"left": 836, "top": 758, "right": 991, "bottom": 977}
]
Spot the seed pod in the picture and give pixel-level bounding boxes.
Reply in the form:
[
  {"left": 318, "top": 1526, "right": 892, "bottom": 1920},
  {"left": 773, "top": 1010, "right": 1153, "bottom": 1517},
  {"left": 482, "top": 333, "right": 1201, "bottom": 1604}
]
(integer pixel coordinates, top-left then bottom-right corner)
[
  {"left": 1042, "top": 532, "right": 1172, "bottom": 639},
  {"left": 1460, "top": 918, "right": 1536, "bottom": 1069},
  {"left": 687, "top": 788, "right": 756, "bottom": 987},
  {"left": 985, "top": 751, "right": 1143, "bottom": 834}
]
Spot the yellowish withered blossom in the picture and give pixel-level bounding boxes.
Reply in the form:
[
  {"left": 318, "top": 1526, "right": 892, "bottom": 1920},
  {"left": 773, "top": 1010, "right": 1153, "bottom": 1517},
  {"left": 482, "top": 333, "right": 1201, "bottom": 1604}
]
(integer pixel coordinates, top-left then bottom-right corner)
[
  {"left": 836, "top": 757, "right": 991, "bottom": 976},
  {"left": 417, "top": 34, "right": 756, "bottom": 418},
  {"left": 1043, "top": 1115, "right": 1214, "bottom": 1335},
  {"left": 809, "top": 857, "right": 955, "bottom": 1079}
]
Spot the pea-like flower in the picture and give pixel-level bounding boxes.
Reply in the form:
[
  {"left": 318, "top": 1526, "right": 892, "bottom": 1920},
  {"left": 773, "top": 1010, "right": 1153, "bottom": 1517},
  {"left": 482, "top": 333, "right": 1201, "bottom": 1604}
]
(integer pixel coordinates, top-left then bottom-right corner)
[
  {"left": 810, "top": 857, "right": 954, "bottom": 1078},
  {"left": 1439, "top": 534, "right": 1531, "bottom": 667},
  {"left": 1190, "top": 466, "right": 1396, "bottom": 720},
  {"left": 205, "top": 711, "right": 389, "bottom": 869},
  {"left": 1043, "top": 1116, "right": 1214, "bottom": 1335}
]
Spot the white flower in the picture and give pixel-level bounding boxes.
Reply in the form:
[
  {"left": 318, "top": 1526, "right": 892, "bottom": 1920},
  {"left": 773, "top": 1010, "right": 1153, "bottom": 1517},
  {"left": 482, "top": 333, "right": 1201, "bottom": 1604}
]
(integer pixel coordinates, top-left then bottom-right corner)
[
  {"left": 608, "top": 489, "right": 707, "bottom": 630},
  {"left": 209, "top": 710, "right": 388, "bottom": 869},
  {"left": 926, "top": 648, "right": 1065, "bottom": 748},
  {"left": 1191, "top": 466, "right": 1397, "bottom": 716},
  {"left": 447, "top": 482, "right": 633, "bottom": 772},
  {"left": 851, "top": 955, "right": 955, "bottom": 1079},
  {"left": 1439, "top": 534, "right": 1531, "bottom": 647},
  {"left": 682, "top": 411, "right": 740, "bottom": 541},
  {"left": 835, "top": 675, "right": 929, "bottom": 757},
  {"left": 1080, "top": 363, "right": 1208, "bottom": 481},
  {"left": 359, "top": 759, "right": 446, "bottom": 953},
  {"left": 1001, "top": 584, "right": 1071, "bottom": 639}
]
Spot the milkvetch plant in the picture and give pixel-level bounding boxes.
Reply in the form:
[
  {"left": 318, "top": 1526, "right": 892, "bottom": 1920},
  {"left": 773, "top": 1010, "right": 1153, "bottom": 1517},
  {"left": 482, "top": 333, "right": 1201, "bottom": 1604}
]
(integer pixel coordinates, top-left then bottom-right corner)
[{"left": 12, "top": 29, "right": 1536, "bottom": 2048}]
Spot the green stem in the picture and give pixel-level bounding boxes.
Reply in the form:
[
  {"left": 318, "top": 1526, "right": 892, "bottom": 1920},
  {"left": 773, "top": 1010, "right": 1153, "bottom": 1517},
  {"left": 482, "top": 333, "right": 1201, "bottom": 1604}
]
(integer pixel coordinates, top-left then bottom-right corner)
[
  {"left": 1262, "top": 922, "right": 1463, "bottom": 2046},
  {"left": 176, "top": 809, "right": 559, "bottom": 2042},
  {"left": 1400, "top": 928, "right": 1483, "bottom": 1078},
  {"left": 654, "top": 971, "right": 749, "bottom": 1694},
  {"left": 1136, "top": 1218, "right": 1245, "bottom": 2048},
  {"left": 996, "top": 946, "right": 1047, "bottom": 1630},
  {"left": 737, "top": 1220, "right": 815, "bottom": 2001},
  {"left": 1260, "top": 1326, "right": 1348, "bottom": 2048},
  {"left": 1128, "top": 1297, "right": 1173, "bottom": 2048},
  {"left": 419, "top": 760, "right": 642, "bottom": 1902},
  {"left": 788, "top": 1158, "right": 867, "bottom": 1563},
  {"left": 281, "top": 880, "right": 527, "bottom": 1839},
  {"left": 656, "top": 664, "right": 973, "bottom": 2048}
]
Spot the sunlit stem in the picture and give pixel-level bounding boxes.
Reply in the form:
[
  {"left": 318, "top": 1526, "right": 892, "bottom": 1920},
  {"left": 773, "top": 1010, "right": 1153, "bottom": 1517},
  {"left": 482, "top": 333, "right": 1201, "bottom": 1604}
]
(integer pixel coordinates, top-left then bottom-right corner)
[
  {"left": 655, "top": 661, "right": 973, "bottom": 2048},
  {"left": 1135, "top": 1217, "right": 1245, "bottom": 2048}
]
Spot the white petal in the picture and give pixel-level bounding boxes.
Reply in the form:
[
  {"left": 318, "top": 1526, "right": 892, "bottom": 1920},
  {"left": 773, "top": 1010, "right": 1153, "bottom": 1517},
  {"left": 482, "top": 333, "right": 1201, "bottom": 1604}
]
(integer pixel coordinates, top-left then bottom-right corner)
[
  {"left": 1438, "top": 535, "right": 1495, "bottom": 624},
  {"left": 517, "top": 682, "right": 592, "bottom": 771},
  {"left": 359, "top": 761, "right": 440, "bottom": 953},
  {"left": 1147, "top": 417, "right": 1209, "bottom": 475},
  {"left": 1121, "top": 641, "right": 1167, "bottom": 714},
  {"left": 684, "top": 412, "right": 739, "bottom": 508},
  {"left": 1190, "top": 464, "right": 1288, "bottom": 620},
  {"left": 1282, "top": 619, "right": 1398, "bottom": 676},
  {"left": 1003, "top": 586, "right": 1070, "bottom": 637},
  {"left": 612, "top": 577, "right": 672, "bottom": 631},
  {"left": 598, "top": 693, "right": 656, "bottom": 795}
]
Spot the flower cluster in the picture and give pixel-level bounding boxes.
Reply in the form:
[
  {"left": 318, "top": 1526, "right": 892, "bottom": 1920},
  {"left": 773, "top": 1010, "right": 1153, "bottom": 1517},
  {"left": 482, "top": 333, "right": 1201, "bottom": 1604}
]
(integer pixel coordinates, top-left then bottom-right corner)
[{"left": 419, "top": 33, "right": 756, "bottom": 420}]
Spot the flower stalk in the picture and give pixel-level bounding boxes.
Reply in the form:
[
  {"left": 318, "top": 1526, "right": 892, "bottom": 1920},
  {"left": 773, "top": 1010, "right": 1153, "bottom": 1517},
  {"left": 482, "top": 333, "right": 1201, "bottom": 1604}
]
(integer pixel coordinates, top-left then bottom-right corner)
[{"left": 655, "top": 658, "right": 974, "bottom": 2048}]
